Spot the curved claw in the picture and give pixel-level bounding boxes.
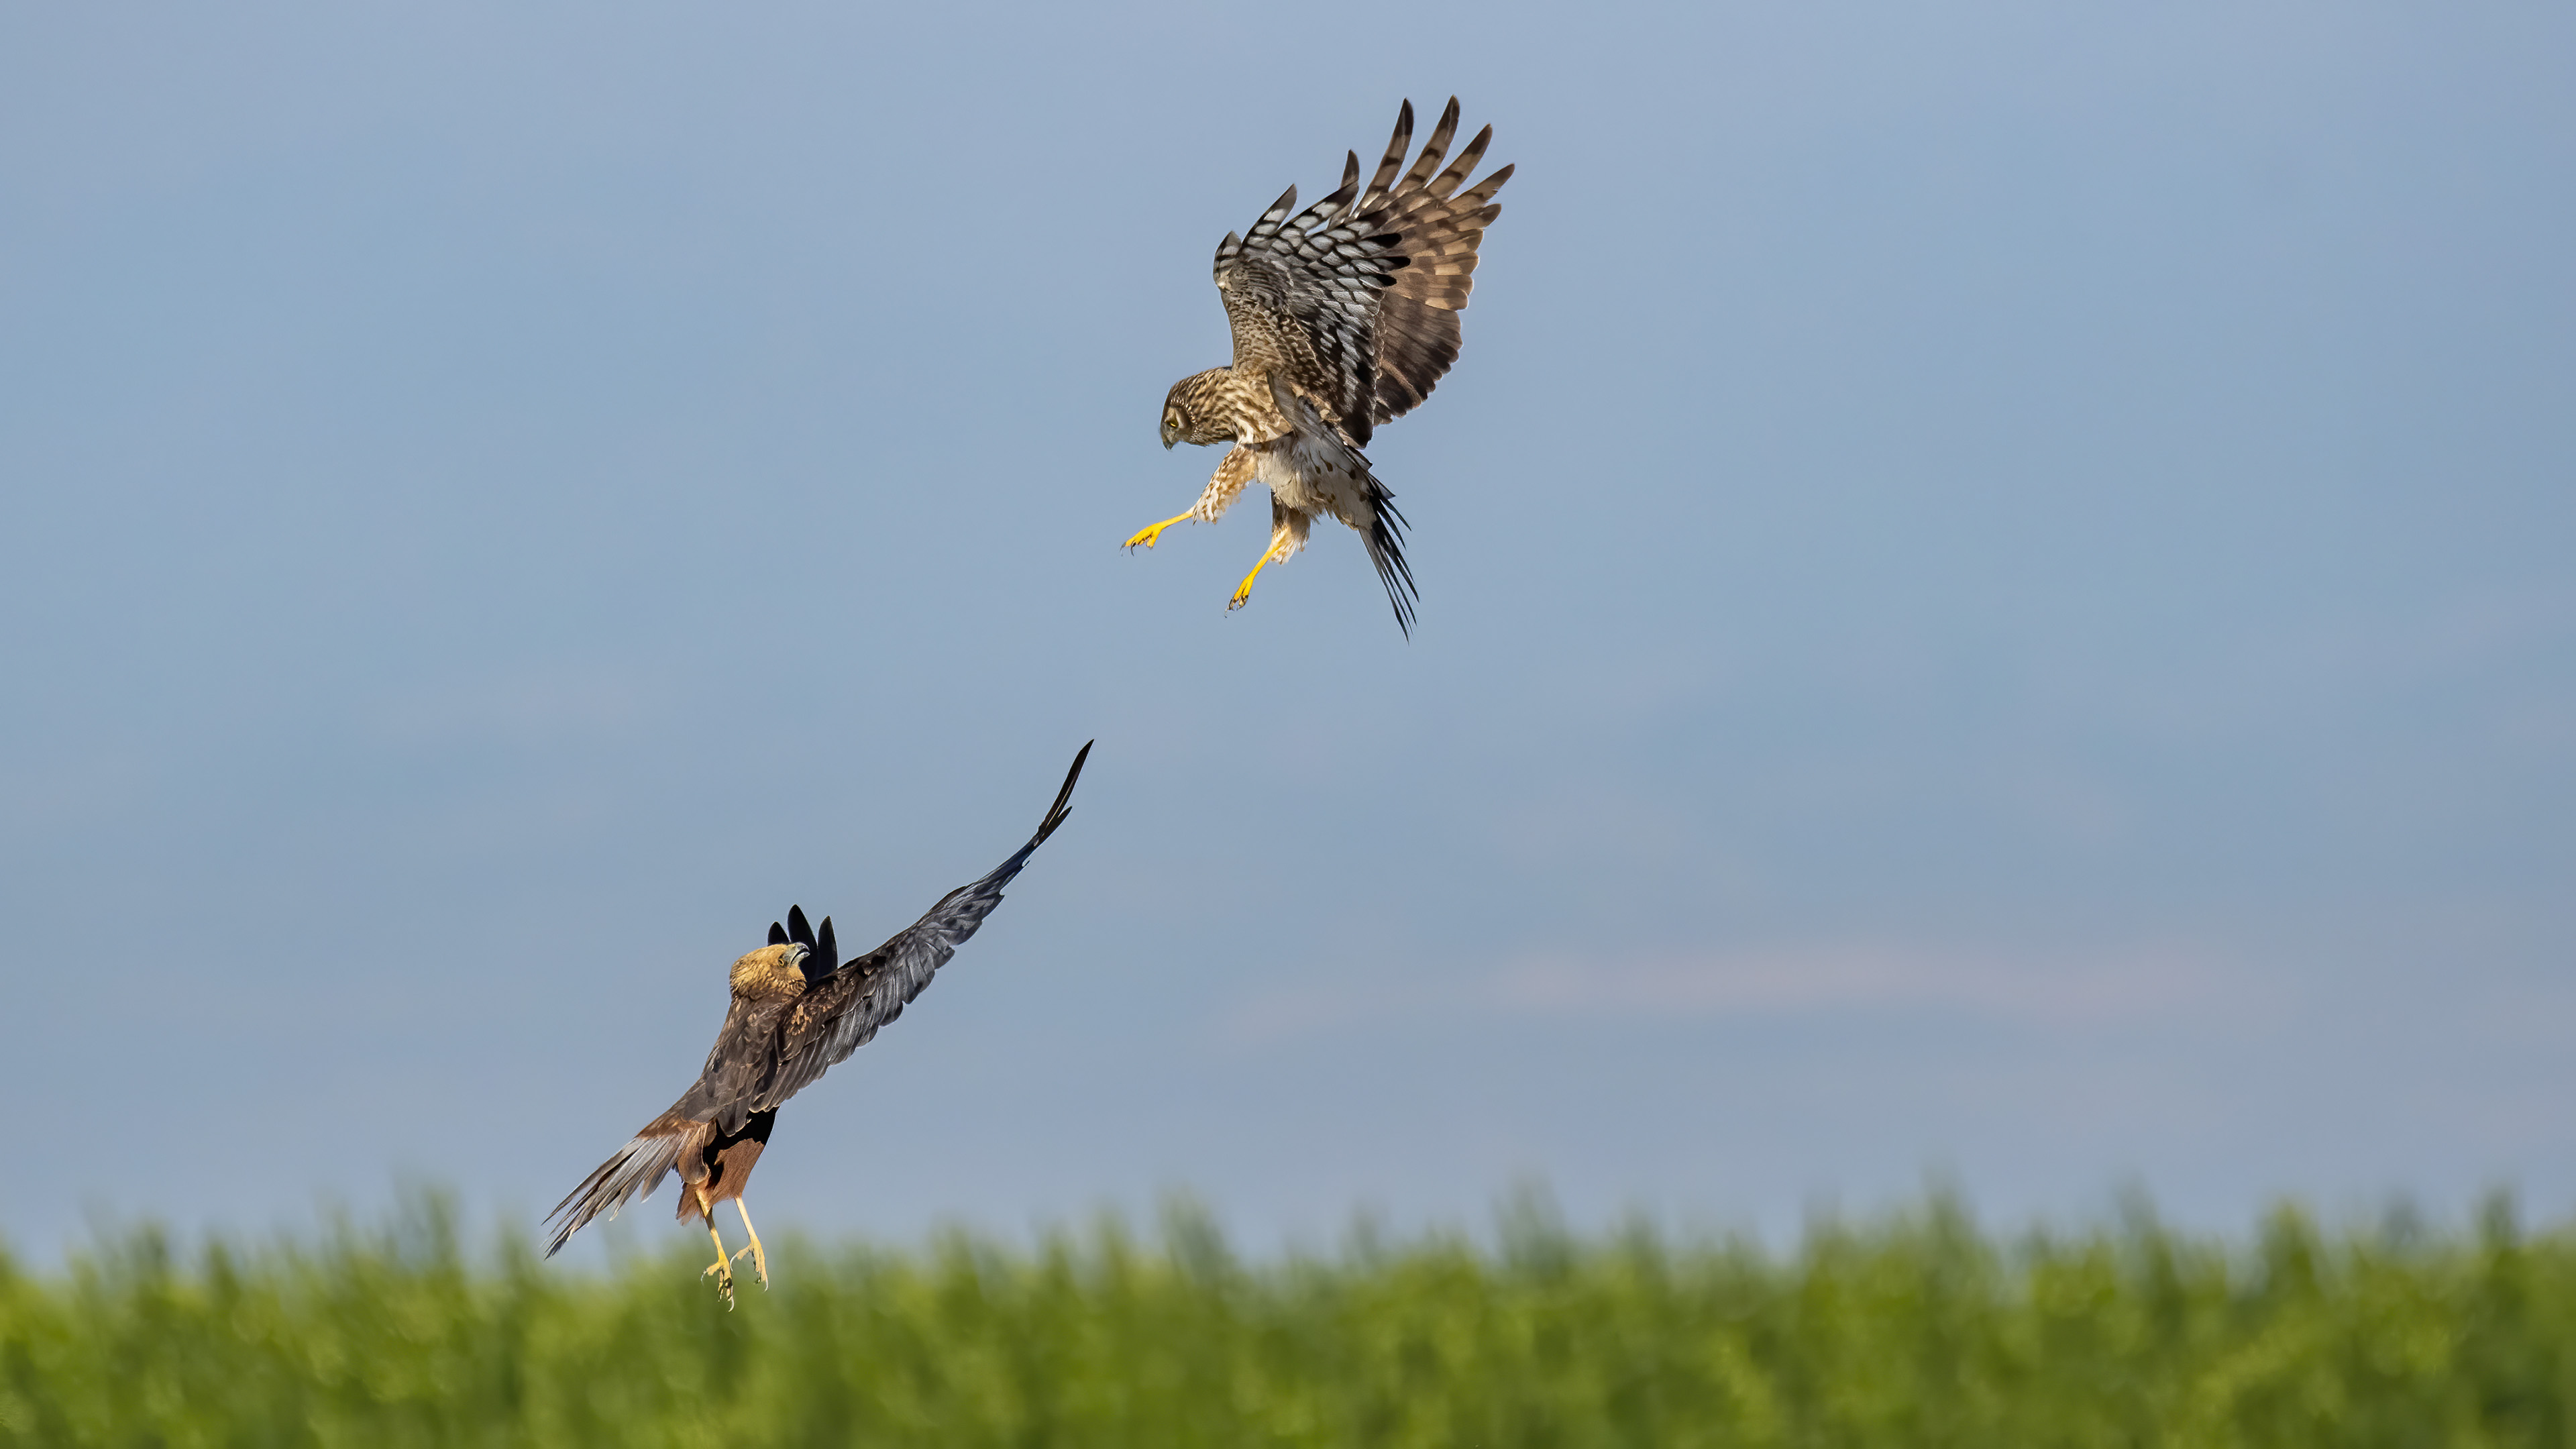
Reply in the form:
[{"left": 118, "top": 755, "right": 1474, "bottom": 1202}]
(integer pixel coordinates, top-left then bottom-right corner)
[
  {"left": 1124, "top": 511, "right": 1197, "bottom": 551},
  {"left": 1230, "top": 551, "right": 1275, "bottom": 612},
  {"left": 695, "top": 1188, "right": 737, "bottom": 1307}
]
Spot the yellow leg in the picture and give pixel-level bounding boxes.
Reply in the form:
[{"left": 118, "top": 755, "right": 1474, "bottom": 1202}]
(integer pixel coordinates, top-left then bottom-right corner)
[
  {"left": 1124, "top": 511, "right": 1197, "bottom": 551},
  {"left": 1228, "top": 548, "right": 1275, "bottom": 611},
  {"left": 696, "top": 1187, "right": 736, "bottom": 1309},
  {"left": 731, "top": 1196, "right": 771, "bottom": 1289}
]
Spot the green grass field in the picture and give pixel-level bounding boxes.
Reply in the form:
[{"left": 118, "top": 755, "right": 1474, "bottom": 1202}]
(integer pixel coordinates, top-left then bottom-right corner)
[{"left": 4, "top": 1191, "right": 2571, "bottom": 1447}]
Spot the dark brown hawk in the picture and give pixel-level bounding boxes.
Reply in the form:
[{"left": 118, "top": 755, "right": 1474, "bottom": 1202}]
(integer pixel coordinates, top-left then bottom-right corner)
[
  {"left": 1125, "top": 97, "right": 1514, "bottom": 635},
  {"left": 543, "top": 743, "right": 1089, "bottom": 1306}
]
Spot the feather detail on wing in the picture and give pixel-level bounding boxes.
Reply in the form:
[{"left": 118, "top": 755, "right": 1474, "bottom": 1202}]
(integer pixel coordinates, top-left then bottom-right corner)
[
  {"left": 752, "top": 742, "right": 1091, "bottom": 1112},
  {"left": 1210, "top": 99, "right": 1509, "bottom": 447},
  {"left": 543, "top": 1112, "right": 700, "bottom": 1257},
  {"left": 1360, "top": 99, "right": 1513, "bottom": 427},
  {"left": 1214, "top": 174, "right": 1393, "bottom": 443},
  {"left": 667, "top": 994, "right": 799, "bottom": 1134}
]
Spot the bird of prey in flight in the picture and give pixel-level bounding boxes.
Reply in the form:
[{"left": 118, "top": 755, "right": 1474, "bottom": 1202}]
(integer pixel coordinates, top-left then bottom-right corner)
[
  {"left": 543, "top": 743, "right": 1091, "bottom": 1306},
  {"left": 1126, "top": 97, "right": 1513, "bottom": 635}
]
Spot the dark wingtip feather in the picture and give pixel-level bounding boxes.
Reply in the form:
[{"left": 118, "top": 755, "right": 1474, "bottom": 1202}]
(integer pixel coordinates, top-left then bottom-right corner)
[
  {"left": 817, "top": 916, "right": 838, "bottom": 973},
  {"left": 787, "top": 905, "right": 816, "bottom": 951},
  {"left": 1030, "top": 741, "right": 1091, "bottom": 848},
  {"left": 767, "top": 921, "right": 789, "bottom": 947}
]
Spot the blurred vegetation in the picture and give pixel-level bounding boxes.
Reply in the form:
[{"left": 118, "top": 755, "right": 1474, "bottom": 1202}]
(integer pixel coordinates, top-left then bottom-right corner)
[{"left": 3, "top": 1189, "right": 2574, "bottom": 1447}]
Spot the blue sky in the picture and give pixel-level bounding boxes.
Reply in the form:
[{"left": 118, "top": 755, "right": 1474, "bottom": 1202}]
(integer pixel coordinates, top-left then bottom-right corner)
[{"left": 3, "top": 1, "right": 2571, "bottom": 1259}]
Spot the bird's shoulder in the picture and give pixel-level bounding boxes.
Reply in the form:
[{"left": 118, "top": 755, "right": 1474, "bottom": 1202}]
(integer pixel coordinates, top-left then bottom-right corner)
[
  {"left": 692, "top": 992, "right": 798, "bottom": 1083},
  {"left": 781, "top": 964, "right": 869, "bottom": 1039}
]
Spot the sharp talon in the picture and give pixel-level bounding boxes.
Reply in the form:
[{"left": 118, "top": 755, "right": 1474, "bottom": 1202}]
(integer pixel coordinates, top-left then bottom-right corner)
[
  {"left": 1126, "top": 512, "right": 1197, "bottom": 551},
  {"left": 1230, "top": 546, "right": 1277, "bottom": 610}
]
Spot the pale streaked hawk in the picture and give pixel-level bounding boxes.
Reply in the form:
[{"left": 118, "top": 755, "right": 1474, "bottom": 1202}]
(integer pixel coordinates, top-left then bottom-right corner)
[{"left": 1126, "top": 98, "right": 1513, "bottom": 635}]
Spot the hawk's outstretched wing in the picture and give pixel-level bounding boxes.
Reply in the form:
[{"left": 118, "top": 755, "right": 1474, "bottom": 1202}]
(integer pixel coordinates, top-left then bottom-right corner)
[
  {"left": 1356, "top": 99, "right": 1513, "bottom": 428},
  {"left": 543, "top": 1111, "right": 694, "bottom": 1256},
  {"left": 1214, "top": 98, "right": 1512, "bottom": 447},
  {"left": 751, "top": 741, "right": 1090, "bottom": 1112}
]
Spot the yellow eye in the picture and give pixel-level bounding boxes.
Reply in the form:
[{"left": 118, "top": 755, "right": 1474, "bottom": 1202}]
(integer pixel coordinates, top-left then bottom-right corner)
[{"left": 1164, "top": 411, "right": 1181, "bottom": 431}]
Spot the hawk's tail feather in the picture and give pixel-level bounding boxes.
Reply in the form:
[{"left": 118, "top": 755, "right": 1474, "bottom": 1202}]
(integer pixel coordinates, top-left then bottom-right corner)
[{"left": 1360, "top": 476, "right": 1418, "bottom": 637}]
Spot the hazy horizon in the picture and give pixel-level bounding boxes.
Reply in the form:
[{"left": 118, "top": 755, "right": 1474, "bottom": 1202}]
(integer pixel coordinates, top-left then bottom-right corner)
[{"left": 3, "top": 1, "right": 2570, "bottom": 1264}]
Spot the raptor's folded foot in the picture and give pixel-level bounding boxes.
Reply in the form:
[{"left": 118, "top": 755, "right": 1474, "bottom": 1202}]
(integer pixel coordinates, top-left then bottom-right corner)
[
  {"left": 1228, "top": 552, "right": 1274, "bottom": 612},
  {"left": 700, "top": 1210, "right": 737, "bottom": 1309},
  {"left": 1124, "top": 512, "right": 1196, "bottom": 551}
]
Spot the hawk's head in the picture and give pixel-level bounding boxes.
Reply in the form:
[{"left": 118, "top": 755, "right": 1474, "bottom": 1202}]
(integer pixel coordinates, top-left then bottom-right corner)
[
  {"left": 1161, "top": 370, "right": 1236, "bottom": 449},
  {"left": 727, "top": 943, "right": 810, "bottom": 1001}
]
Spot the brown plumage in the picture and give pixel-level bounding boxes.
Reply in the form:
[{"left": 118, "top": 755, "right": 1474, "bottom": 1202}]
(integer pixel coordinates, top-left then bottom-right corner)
[
  {"left": 1127, "top": 97, "right": 1513, "bottom": 635},
  {"left": 679, "top": 1109, "right": 774, "bottom": 1226},
  {"left": 543, "top": 743, "right": 1090, "bottom": 1307}
]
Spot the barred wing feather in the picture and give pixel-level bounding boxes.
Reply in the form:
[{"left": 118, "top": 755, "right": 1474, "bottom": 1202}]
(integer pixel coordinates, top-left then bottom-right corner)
[
  {"left": 1211, "top": 99, "right": 1511, "bottom": 447},
  {"left": 1362, "top": 99, "right": 1512, "bottom": 427}
]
